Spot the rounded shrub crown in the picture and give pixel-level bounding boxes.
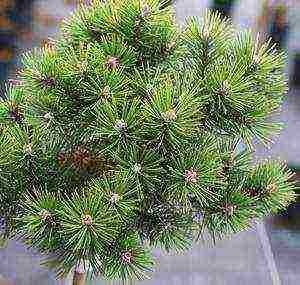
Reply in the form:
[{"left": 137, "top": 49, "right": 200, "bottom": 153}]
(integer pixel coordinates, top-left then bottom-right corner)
[{"left": 0, "top": 0, "right": 296, "bottom": 282}]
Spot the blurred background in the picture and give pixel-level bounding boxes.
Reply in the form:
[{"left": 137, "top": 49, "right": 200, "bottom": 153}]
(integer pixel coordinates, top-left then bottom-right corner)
[{"left": 1, "top": 0, "right": 300, "bottom": 284}]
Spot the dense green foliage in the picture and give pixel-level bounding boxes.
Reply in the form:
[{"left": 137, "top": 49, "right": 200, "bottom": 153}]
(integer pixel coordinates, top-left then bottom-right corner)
[{"left": 0, "top": 0, "right": 296, "bottom": 282}]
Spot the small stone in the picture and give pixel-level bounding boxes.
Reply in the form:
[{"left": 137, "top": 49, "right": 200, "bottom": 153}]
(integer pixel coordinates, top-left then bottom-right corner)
[
  {"left": 184, "top": 168, "right": 198, "bottom": 184},
  {"left": 47, "top": 169, "right": 56, "bottom": 176},
  {"left": 171, "top": 14, "right": 176, "bottom": 24},
  {"left": 165, "top": 222, "right": 173, "bottom": 230},
  {"left": 82, "top": 214, "right": 93, "bottom": 226},
  {"left": 121, "top": 251, "right": 133, "bottom": 264},
  {"left": 114, "top": 119, "right": 127, "bottom": 131},
  {"left": 106, "top": 56, "right": 119, "bottom": 69}
]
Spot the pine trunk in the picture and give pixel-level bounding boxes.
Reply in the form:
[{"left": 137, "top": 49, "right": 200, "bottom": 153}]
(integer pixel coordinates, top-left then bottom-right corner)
[{"left": 72, "top": 271, "right": 85, "bottom": 285}]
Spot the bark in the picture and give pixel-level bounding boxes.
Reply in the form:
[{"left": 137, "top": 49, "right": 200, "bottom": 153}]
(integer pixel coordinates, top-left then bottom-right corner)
[{"left": 72, "top": 271, "right": 85, "bottom": 285}]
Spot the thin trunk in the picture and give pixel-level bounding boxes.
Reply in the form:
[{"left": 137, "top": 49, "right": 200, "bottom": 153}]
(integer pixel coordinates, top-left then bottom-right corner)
[{"left": 72, "top": 271, "right": 85, "bottom": 285}]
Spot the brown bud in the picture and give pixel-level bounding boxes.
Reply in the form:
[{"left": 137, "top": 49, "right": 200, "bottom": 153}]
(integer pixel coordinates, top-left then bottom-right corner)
[
  {"left": 43, "top": 112, "right": 52, "bottom": 121},
  {"left": 40, "top": 209, "right": 51, "bottom": 221},
  {"left": 82, "top": 214, "right": 93, "bottom": 226},
  {"left": 253, "top": 54, "right": 260, "bottom": 65},
  {"left": 8, "top": 105, "right": 22, "bottom": 123},
  {"left": 168, "top": 41, "right": 176, "bottom": 50},
  {"left": 141, "top": 5, "right": 150, "bottom": 17},
  {"left": 223, "top": 153, "right": 233, "bottom": 169},
  {"left": 217, "top": 81, "right": 230, "bottom": 96},
  {"left": 106, "top": 56, "right": 119, "bottom": 69},
  {"left": 223, "top": 204, "right": 236, "bottom": 216},
  {"left": 138, "top": 56, "right": 144, "bottom": 65},
  {"left": 40, "top": 77, "right": 56, "bottom": 88},
  {"left": 121, "top": 251, "right": 133, "bottom": 264},
  {"left": 242, "top": 188, "right": 257, "bottom": 198},
  {"left": 184, "top": 168, "right": 199, "bottom": 184},
  {"left": 110, "top": 193, "right": 119, "bottom": 203},
  {"left": 44, "top": 41, "right": 55, "bottom": 54},
  {"left": 163, "top": 109, "right": 177, "bottom": 121},
  {"left": 202, "top": 28, "right": 210, "bottom": 41},
  {"left": 266, "top": 183, "right": 277, "bottom": 194},
  {"left": 24, "top": 143, "right": 33, "bottom": 154},
  {"left": 57, "top": 152, "right": 66, "bottom": 163},
  {"left": 79, "top": 42, "right": 87, "bottom": 50},
  {"left": 70, "top": 147, "right": 92, "bottom": 170},
  {"left": 100, "top": 86, "right": 110, "bottom": 98},
  {"left": 114, "top": 119, "right": 127, "bottom": 130},
  {"left": 132, "top": 163, "right": 142, "bottom": 174}
]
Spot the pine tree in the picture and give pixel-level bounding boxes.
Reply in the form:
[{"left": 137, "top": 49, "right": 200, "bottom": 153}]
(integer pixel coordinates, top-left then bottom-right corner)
[{"left": 0, "top": 0, "right": 296, "bottom": 284}]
